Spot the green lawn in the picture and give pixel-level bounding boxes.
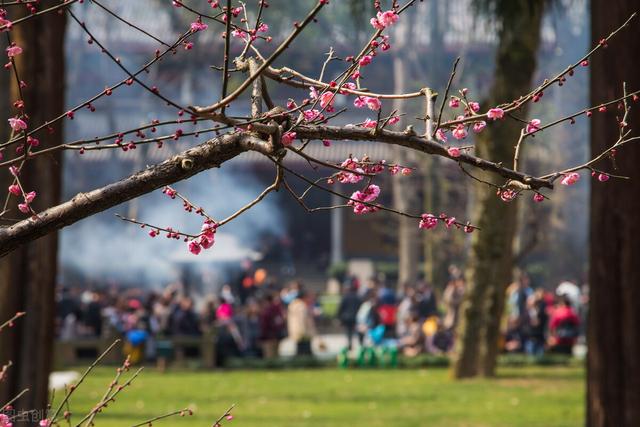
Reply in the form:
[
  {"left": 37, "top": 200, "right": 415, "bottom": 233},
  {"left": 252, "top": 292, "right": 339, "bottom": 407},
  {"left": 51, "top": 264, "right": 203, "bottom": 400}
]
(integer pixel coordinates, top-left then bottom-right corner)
[{"left": 64, "top": 366, "right": 584, "bottom": 427}]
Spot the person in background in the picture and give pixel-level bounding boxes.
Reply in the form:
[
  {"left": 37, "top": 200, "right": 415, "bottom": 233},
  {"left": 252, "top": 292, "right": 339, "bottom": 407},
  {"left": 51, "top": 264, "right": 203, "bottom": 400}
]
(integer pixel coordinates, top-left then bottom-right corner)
[
  {"left": 442, "top": 277, "right": 465, "bottom": 332},
  {"left": 237, "top": 298, "right": 262, "bottom": 357},
  {"left": 355, "top": 290, "right": 375, "bottom": 346},
  {"left": 398, "top": 311, "right": 424, "bottom": 357},
  {"left": 199, "top": 294, "right": 219, "bottom": 334},
  {"left": 169, "top": 297, "right": 201, "bottom": 336},
  {"left": 415, "top": 281, "right": 438, "bottom": 321},
  {"left": 287, "top": 289, "right": 316, "bottom": 356},
  {"left": 396, "top": 285, "right": 415, "bottom": 337},
  {"left": 548, "top": 295, "right": 580, "bottom": 355},
  {"left": 337, "top": 284, "right": 362, "bottom": 351},
  {"left": 259, "top": 292, "right": 286, "bottom": 358},
  {"left": 523, "top": 289, "right": 548, "bottom": 356}
]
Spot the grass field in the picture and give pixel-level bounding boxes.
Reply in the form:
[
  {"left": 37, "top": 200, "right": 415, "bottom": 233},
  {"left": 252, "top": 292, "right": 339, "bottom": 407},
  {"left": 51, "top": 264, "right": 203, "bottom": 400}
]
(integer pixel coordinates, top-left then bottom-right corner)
[{"left": 66, "top": 366, "right": 584, "bottom": 427}]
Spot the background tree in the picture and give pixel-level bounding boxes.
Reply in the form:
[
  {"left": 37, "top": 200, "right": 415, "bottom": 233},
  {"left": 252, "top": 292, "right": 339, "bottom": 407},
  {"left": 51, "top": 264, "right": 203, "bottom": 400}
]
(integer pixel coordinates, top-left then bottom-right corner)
[
  {"left": 0, "top": 0, "right": 66, "bottom": 416},
  {"left": 453, "top": 0, "right": 546, "bottom": 378},
  {"left": 588, "top": 1, "right": 640, "bottom": 425}
]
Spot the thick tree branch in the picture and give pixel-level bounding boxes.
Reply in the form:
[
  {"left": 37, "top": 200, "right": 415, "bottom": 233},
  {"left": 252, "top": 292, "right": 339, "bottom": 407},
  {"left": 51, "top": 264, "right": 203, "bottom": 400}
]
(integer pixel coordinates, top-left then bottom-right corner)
[
  {"left": 293, "top": 124, "right": 554, "bottom": 189},
  {"left": 0, "top": 133, "right": 274, "bottom": 257}
]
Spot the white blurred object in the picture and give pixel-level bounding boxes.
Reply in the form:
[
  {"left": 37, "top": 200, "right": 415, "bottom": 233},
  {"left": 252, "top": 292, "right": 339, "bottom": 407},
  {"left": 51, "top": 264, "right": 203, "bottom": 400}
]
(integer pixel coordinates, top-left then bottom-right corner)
[
  {"left": 556, "top": 281, "right": 581, "bottom": 308},
  {"left": 49, "top": 371, "right": 80, "bottom": 390}
]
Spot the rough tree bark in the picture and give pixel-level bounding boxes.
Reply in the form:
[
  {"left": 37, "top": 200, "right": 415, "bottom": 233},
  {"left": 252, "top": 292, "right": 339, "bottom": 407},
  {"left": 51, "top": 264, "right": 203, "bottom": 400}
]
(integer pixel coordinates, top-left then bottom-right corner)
[
  {"left": 452, "top": 0, "right": 544, "bottom": 378},
  {"left": 0, "top": 2, "right": 66, "bottom": 418},
  {"left": 588, "top": 1, "right": 640, "bottom": 425}
]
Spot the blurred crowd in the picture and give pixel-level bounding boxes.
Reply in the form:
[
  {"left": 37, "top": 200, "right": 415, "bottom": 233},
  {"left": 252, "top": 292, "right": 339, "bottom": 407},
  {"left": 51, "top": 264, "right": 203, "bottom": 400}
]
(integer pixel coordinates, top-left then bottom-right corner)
[
  {"left": 336, "top": 267, "right": 587, "bottom": 358},
  {"left": 56, "top": 263, "right": 587, "bottom": 365},
  {"left": 56, "top": 266, "right": 323, "bottom": 365}
]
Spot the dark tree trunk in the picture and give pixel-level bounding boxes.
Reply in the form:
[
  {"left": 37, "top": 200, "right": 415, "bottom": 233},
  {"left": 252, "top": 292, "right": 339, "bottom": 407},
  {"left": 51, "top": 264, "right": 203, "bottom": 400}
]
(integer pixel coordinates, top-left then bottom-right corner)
[
  {"left": 452, "top": 0, "right": 544, "bottom": 378},
  {"left": 0, "top": 3, "right": 66, "bottom": 418},
  {"left": 588, "top": 2, "right": 640, "bottom": 425}
]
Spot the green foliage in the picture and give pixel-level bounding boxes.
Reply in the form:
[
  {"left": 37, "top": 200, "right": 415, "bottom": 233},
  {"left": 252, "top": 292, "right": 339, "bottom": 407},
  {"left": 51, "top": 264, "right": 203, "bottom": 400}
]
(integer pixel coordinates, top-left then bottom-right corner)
[{"left": 69, "top": 366, "right": 584, "bottom": 426}]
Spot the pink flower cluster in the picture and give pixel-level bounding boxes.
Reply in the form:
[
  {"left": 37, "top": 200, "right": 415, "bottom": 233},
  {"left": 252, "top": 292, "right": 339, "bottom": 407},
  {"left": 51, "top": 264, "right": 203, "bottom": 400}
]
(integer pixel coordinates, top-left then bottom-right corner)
[
  {"left": 6, "top": 43, "right": 21, "bottom": 58},
  {"left": 282, "top": 131, "right": 296, "bottom": 146},
  {"left": 370, "top": 10, "right": 399, "bottom": 30},
  {"left": 337, "top": 157, "right": 365, "bottom": 184},
  {"left": 0, "top": 412, "right": 12, "bottom": 427},
  {"left": 419, "top": 213, "right": 474, "bottom": 233},
  {"left": 8, "top": 117, "right": 26, "bottom": 132},
  {"left": 561, "top": 172, "right": 580, "bottom": 186},
  {"left": 187, "top": 221, "right": 218, "bottom": 255},
  {"left": 354, "top": 96, "right": 381, "bottom": 111},
  {"left": 8, "top": 180, "right": 36, "bottom": 214},
  {"left": 348, "top": 184, "right": 380, "bottom": 214}
]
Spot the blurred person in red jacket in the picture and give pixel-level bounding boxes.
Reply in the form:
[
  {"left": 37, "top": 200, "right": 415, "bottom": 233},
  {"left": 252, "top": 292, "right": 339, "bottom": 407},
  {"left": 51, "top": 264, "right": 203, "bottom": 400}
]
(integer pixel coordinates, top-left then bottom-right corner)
[{"left": 548, "top": 295, "right": 580, "bottom": 355}]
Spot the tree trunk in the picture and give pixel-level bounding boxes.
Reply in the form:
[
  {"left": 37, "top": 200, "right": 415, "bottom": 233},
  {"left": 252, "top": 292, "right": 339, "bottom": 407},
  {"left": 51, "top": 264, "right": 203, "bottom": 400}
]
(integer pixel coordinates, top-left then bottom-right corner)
[
  {"left": 0, "top": 3, "right": 66, "bottom": 418},
  {"left": 588, "top": 1, "right": 640, "bottom": 425},
  {"left": 452, "top": 1, "right": 544, "bottom": 379}
]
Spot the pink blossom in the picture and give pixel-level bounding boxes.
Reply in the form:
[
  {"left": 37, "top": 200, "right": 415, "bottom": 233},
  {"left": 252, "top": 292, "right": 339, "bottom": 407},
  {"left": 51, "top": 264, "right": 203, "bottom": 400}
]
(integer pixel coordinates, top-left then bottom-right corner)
[
  {"left": 258, "top": 23, "right": 269, "bottom": 33},
  {"left": 339, "top": 82, "right": 357, "bottom": 94},
  {"left": 468, "top": 102, "right": 480, "bottom": 112},
  {"left": 526, "top": 118, "right": 541, "bottom": 134},
  {"left": 444, "top": 217, "right": 456, "bottom": 228},
  {"left": 24, "top": 191, "right": 36, "bottom": 203},
  {"left": 8, "top": 184, "right": 20, "bottom": 196},
  {"left": 452, "top": 125, "right": 467, "bottom": 140},
  {"left": 6, "top": 44, "right": 22, "bottom": 58},
  {"left": 361, "top": 118, "right": 377, "bottom": 128},
  {"left": 0, "top": 18, "right": 13, "bottom": 32},
  {"left": 190, "top": 21, "right": 208, "bottom": 32},
  {"left": 319, "top": 92, "right": 336, "bottom": 111},
  {"left": 447, "top": 147, "right": 461, "bottom": 157},
  {"left": 500, "top": 189, "right": 517, "bottom": 202},
  {"left": 231, "top": 29, "right": 246, "bottom": 39},
  {"left": 188, "top": 240, "right": 202, "bottom": 255},
  {"left": 303, "top": 109, "right": 324, "bottom": 121},
  {"left": 561, "top": 172, "right": 580, "bottom": 186},
  {"left": 281, "top": 132, "right": 296, "bottom": 146},
  {"left": 17, "top": 203, "right": 29, "bottom": 213},
  {"left": 487, "top": 108, "right": 505, "bottom": 120},
  {"left": 472, "top": 121, "right": 486, "bottom": 133},
  {"left": 9, "top": 166, "right": 19, "bottom": 176},
  {"left": 401, "top": 167, "right": 412, "bottom": 176},
  {"left": 464, "top": 224, "right": 474, "bottom": 233},
  {"left": 436, "top": 128, "right": 448, "bottom": 143},
  {"left": 353, "top": 97, "right": 366, "bottom": 108},
  {"left": 38, "top": 420, "right": 49, "bottom": 427},
  {"left": 0, "top": 413, "right": 12, "bottom": 427},
  {"left": 348, "top": 184, "right": 381, "bottom": 214},
  {"left": 449, "top": 98, "right": 460, "bottom": 108},
  {"left": 358, "top": 55, "right": 372, "bottom": 67},
  {"left": 598, "top": 173, "right": 610, "bottom": 182},
  {"left": 533, "top": 193, "right": 545, "bottom": 203},
  {"left": 378, "top": 10, "right": 399, "bottom": 27},
  {"left": 370, "top": 17, "right": 385, "bottom": 30},
  {"left": 199, "top": 234, "right": 214, "bottom": 249},
  {"left": 322, "top": 139, "right": 331, "bottom": 147},
  {"left": 8, "top": 117, "right": 27, "bottom": 132},
  {"left": 419, "top": 213, "right": 438, "bottom": 230},
  {"left": 388, "top": 116, "right": 401, "bottom": 125},
  {"left": 364, "top": 97, "right": 381, "bottom": 111}
]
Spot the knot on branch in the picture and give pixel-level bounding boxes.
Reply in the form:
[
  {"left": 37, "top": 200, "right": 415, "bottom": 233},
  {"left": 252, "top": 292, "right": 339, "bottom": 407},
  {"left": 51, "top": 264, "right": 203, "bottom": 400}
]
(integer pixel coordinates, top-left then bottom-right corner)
[
  {"left": 506, "top": 179, "right": 532, "bottom": 191},
  {"left": 180, "top": 157, "right": 194, "bottom": 171}
]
